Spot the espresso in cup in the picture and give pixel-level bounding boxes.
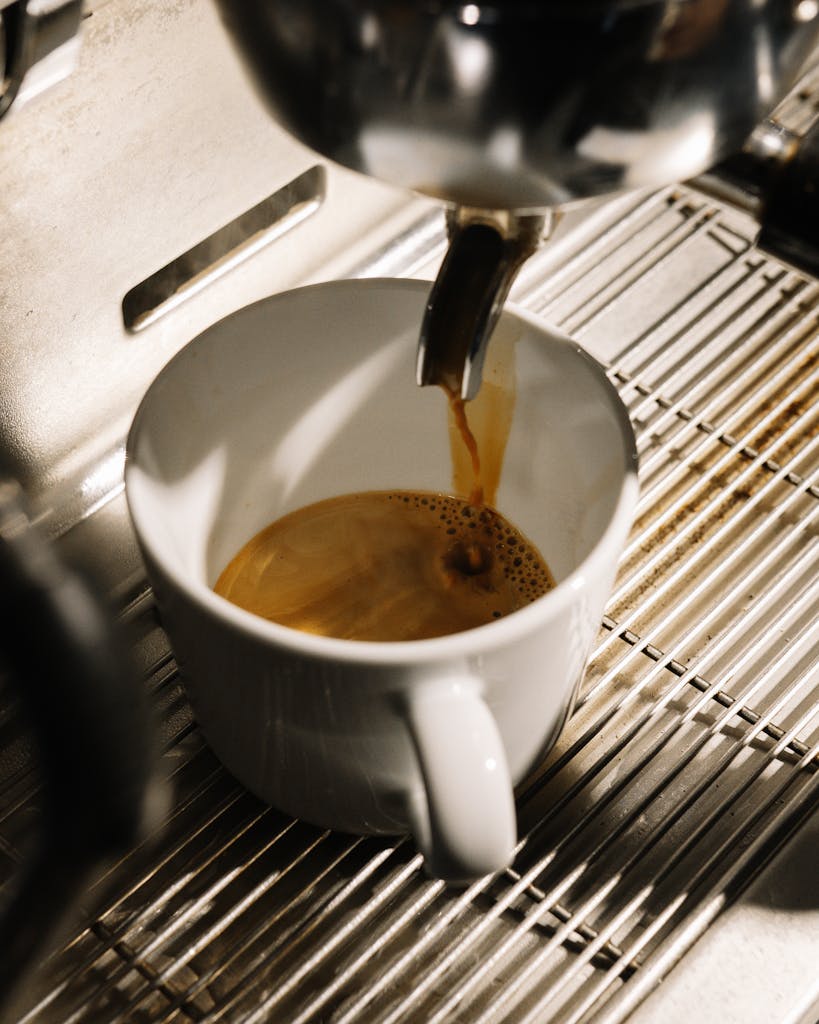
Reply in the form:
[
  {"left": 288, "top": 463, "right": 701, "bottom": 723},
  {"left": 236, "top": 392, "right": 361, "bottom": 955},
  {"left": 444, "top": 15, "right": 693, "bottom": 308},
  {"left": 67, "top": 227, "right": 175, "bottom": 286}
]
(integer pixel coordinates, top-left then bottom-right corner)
[
  {"left": 214, "top": 491, "right": 554, "bottom": 642},
  {"left": 214, "top": 321, "right": 554, "bottom": 642}
]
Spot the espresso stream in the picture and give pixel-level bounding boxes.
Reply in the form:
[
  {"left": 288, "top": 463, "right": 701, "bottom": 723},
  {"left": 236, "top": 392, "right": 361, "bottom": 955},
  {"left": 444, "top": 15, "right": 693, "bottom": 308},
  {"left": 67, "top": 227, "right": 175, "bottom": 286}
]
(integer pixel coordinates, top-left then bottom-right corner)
[{"left": 214, "top": 322, "right": 554, "bottom": 640}]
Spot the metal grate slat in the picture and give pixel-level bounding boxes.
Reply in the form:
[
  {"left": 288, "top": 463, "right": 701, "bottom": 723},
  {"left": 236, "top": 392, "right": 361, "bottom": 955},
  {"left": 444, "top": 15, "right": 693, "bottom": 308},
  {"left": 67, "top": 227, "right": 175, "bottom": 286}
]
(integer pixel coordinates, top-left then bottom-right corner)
[
  {"left": 435, "top": 620, "right": 819, "bottom": 1024},
  {"left": 521, "top": 473, "right": 818, "bottom": 820},
  {"left": 315, "top": 593, "right": 817, "bottom": 1023}
]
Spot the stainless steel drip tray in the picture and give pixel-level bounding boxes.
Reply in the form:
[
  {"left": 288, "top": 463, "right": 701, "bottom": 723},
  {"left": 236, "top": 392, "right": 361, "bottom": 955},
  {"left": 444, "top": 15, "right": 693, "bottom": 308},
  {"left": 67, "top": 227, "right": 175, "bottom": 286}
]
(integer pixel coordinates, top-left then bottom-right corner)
[{"left": 2, "top": 178, "right": 817, "bottom": 1024}]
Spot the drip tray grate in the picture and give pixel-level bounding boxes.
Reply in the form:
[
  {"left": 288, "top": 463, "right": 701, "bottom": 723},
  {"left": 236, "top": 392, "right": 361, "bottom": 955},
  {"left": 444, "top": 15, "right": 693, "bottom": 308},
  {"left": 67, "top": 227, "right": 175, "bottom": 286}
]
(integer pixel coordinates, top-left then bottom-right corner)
[{"left": 3, "top": 178, "right": 819, "bottom": 1022}]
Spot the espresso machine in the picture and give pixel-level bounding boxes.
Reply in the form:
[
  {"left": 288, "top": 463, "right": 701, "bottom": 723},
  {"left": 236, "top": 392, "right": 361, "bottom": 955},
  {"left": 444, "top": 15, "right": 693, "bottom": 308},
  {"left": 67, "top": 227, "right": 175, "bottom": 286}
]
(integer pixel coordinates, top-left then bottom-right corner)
[{"left": 1, "top": 1, "right": 819, "bottom": 1021}]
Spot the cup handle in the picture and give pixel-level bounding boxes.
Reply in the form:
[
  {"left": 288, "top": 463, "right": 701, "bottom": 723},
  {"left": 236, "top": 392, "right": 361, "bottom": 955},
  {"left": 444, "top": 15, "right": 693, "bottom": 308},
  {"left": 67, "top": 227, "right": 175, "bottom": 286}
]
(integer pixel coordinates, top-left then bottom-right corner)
[{"left": 404, "top": 676, "right": 516, "bottom": 882}]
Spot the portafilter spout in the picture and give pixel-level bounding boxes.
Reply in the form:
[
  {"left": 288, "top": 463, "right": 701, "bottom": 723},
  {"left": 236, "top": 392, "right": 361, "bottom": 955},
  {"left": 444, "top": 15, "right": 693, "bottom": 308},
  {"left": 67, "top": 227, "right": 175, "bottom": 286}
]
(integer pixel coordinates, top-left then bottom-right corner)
[{"left": 417, "top": 209, "right": 551, "bottom": 401}]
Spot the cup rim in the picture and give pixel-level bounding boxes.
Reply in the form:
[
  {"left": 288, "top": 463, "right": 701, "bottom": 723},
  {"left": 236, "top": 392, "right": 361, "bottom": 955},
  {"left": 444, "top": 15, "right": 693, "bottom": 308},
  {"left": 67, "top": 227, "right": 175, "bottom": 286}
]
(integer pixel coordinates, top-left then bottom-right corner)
[{"left": 126, "top": 277, "right": 639, "bottom": 666}]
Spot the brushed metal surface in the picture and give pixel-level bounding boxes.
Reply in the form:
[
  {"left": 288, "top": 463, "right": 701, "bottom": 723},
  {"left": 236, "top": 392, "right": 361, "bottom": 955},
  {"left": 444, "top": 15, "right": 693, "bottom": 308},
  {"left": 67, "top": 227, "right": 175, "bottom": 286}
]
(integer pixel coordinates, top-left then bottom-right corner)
[
  {"left": 0, "top": 0, "right": 420, "bottom": 528},
  {"left": 0, "top": 2, "right": 817, "bottom": 1021}
]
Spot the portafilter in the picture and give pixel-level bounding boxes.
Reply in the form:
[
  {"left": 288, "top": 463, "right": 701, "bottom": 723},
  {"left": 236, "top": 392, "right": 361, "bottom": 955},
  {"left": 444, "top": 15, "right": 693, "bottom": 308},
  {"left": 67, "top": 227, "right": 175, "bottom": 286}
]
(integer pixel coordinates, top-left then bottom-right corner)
[{"left": 214, "top": 0, "right": 819, "bottom": 397}]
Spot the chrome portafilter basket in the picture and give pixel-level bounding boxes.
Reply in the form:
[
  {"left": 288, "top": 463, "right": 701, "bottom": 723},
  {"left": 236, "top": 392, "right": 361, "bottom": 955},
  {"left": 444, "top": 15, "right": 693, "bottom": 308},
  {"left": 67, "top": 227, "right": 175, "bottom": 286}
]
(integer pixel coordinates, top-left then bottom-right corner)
[{"left": 215, "top": 0, "right": 819, "bottom": 396}]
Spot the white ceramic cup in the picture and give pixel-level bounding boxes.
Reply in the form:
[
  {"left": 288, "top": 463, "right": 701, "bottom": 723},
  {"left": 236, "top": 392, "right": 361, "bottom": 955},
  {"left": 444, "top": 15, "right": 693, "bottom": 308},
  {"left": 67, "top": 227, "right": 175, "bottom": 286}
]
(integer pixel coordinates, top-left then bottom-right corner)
[{"left": 125, "top": 278, "right": 638, "bottom": 881}]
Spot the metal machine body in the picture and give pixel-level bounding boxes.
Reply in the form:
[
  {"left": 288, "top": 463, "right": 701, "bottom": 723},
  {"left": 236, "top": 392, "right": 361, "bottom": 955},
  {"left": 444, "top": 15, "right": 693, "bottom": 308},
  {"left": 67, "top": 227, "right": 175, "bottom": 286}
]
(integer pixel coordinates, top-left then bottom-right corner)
[
  {"left": 0, "top": 2, "right": 818, "bottom": 1021},
  {"left": 215, "top": 0, "right": 819, "bottom": 397},
  {"left": 215, "top": 0, "right": 816, "bottom": 208}
]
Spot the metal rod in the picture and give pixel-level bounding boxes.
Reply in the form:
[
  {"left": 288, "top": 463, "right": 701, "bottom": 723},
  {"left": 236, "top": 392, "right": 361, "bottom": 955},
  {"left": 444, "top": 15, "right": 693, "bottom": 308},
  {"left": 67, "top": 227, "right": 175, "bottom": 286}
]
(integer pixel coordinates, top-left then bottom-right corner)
[
  {"left": 511, "top": 723, "right": 819, "bottom": 1024},
  {"left": 215, "top": 850, "right": 427, "bottom": 1024},
  {"left": 111, "top": 832, "right": 366, "bottom": 1024},
  {"left": 624, "top": 305, "right": 818, "bottom": 493},
  {"left": 521, "top": 476, "right": 819, "bottom": 809},
  {"left": 601, "top": 376, "right": 818, "bottom": 646},
  {"left": 618, "top": 270, "right": 807, "bottom": 429},
  {"left": 560, "top": 210, "right": 719, "bottom": 338},
  {"left": 571, "top": 746, "right": 819, "bottom": 1024},
  {"left": 518, "top": 190, "right": 686, "bottom": 314},
  {"left": 343, "top": 602, "right": 818, "bottom": 1024},
  {"left": 470, "top": 628, "right": 819, "bottom": 1022}
]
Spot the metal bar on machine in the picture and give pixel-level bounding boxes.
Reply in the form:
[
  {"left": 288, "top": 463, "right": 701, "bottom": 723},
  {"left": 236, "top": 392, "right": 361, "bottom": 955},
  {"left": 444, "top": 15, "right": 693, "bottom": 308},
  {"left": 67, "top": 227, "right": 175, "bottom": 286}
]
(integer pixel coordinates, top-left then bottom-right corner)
[{"left": 121, "top": 165, "right": 326, "bottom": 332}]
